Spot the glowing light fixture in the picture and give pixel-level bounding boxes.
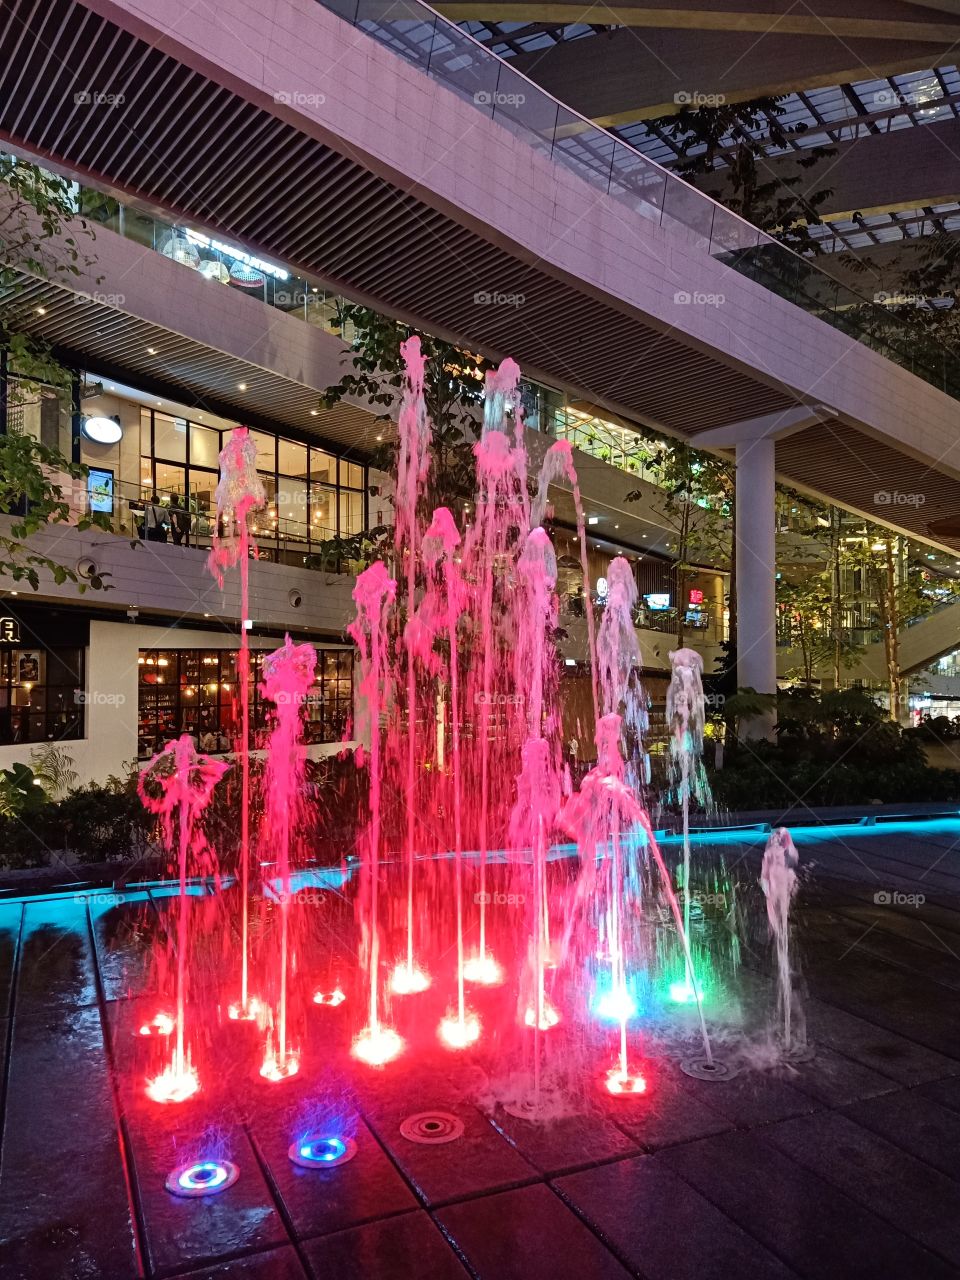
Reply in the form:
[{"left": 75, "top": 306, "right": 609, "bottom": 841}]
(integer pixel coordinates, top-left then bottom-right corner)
[{"left": 81, "top": 415, "right": 123, "bottom": 445}]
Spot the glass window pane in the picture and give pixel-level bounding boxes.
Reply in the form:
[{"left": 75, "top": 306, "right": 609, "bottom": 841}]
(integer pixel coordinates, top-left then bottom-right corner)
[
  {"left": 247, "top": 430, "right": 276, "bottom": 472},
  {"left": 154, "top": 412, "right": 188, "bottom": 462},
  {"left": 190, "top": 424, "right": 220, "bottom": 468},
  {"left": 309, "top": 449, "right": 336, "bottom": 485},
  {"left": 310, "top": 485, "right": 337, "bottom": 538},
  {"left": 276, "top": 477, "right": 308, "bottom": 532},
  {"left": 339, "top": 490, "right": 364, "bottom": 536},
  {"left": 189, "top": 469, "right": 217, "bottom": 517},
  {"left": 278, "top": 438, "right": 308, "bottom": 478},
  {"left": 154, "top": 462, "right": 185, "bottom": 503},
  {"left": 339, "top": 457, "right": 364, "bottom": 488}
]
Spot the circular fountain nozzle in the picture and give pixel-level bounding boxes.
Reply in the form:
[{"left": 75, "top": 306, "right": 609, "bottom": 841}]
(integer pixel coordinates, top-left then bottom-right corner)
[
  {"left": 288, "top": 1135, "right": 357, "bottom": 1169},
  {"left": 680, "top": 1056, "right": 740, "bottom": 1082},
  {"left": 399, "top": 1112, "right": 464, "bottom": 1144},
  {"left": 165, "top": 1159, "right": 239, "bottom": 1197}
]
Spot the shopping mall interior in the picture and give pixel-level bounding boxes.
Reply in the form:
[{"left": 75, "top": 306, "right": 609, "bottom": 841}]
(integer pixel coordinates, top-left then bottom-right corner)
[{"left": 3, "top": 2, "right": 960, "bottom": 1278}]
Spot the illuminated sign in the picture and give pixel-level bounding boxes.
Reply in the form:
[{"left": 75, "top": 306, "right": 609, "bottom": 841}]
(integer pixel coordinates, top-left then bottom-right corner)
[
  {"left": 644, "top": 592, "right": 671, "bottom": 611},
  {"left": 0, "top": 618, "right": 21, "bottom": 643},
  {"left": 81, "top": 415, "right": 123, "bottom": 444},
  {"left": 689, "top": 588, "right": 704, "bottom": 605}
]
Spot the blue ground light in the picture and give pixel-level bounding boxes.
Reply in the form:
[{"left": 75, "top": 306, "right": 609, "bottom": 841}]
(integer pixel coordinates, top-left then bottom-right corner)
[
  {"left": 165, "top": 1159, "right": 239, "bottom": 1197},
  {"left": 288, "top": 1135, "right": 357, "bottom": 1169}
]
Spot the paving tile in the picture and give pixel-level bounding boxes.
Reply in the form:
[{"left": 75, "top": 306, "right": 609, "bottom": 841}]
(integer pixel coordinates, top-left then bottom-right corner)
[
  {"left": 661, "top": 1129, "right": 955, "bottom": 1279},
  {"left": 303, "top": 1210, "right": 469, "bottom": 1280},
  {"left": 675, "top": 1063, "right": 818, "bottom": 1128},
  {"left": 16, "top": 898, "right": 98, "bottom": 1013},
  {"left": 89, "top": 890, "right": 160, "bottom": 1002},
  {"left": 491, "top": 1103, "right": 639, "bottom": 1175},
  {"left": 764, "top": 1110, "right": 960, "bottom": 1265},
  {"left": 170, "top": 1245, "right": 308, "bottom": 1279},
  {"left": 0, "top": 1007, "right": 138, "bottom": 1280},
  {"left": 435, "top": 1182, "right": 632, "bottom": 1280},
  {"left": 805, "top": 999, "right": 960, "bottom": 1085},
  {"left": 775, "top": 1045, "right": 899, "bottom": 1108},
  {"left": 0, "top": 903, "right": 22, "bottom": 1020},
  {"left": 361, "top": 1086, "right": 539, "bottom": 1207},
  {"left": 843, "top": 1089, "right": 960, "bottom": 1179},
  {"left": 555, "top": 1154, "right": 797, "bottom": 1280},
  {"left": 597, "top": 1060, "right": 733, "bottom": 1150}
]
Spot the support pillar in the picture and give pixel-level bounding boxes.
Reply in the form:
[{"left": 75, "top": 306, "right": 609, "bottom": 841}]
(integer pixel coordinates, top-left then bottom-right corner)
[{"left": 735, "top": 437, "right": 777, "bottom": 740}]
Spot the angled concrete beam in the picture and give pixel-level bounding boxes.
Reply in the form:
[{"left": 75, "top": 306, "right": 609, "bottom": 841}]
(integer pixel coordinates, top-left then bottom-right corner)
[{"left": 694, "top": 404, "right": 838, "bottom": 448}]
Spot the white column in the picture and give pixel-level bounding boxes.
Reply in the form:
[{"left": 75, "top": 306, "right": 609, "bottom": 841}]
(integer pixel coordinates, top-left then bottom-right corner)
[{"left": 736, "top": 437, "right": 777, "bottom": 740}]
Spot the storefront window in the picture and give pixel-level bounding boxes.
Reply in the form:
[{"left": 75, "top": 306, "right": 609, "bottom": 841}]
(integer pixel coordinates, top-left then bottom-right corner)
[
  {"left": 137, "top": 646, "right": 353, "bottom": 757},
  {"left": 0, "top": 646, "right": 84, "bottom": 745}
]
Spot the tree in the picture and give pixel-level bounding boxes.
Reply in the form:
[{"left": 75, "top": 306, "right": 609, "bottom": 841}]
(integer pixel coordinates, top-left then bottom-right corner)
[
  {"left": 625, "top": 439, "right": 733, "bottom": 646},
  {"left": 0, "top": 156, "right": 112, "bottom": 590},
  {"left": 647, "top": 97, "right": 837, "bottom": 256},
  {"left": 314, "top": 303, "right": 486, "bottom": 569}
]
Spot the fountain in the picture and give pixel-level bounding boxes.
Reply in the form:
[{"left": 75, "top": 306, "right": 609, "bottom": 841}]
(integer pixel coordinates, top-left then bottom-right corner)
[{"left": 760, "top": 826, "right": 811, "bottom": 1062}]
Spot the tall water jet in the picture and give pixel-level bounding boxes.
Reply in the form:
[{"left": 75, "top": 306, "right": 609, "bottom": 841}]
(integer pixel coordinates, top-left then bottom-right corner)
[
  {"left": 208, "top": 427, "right": 266, "bottom": 1020},
  {"left": 510, "top": 527, "right": 563, "bottom": 1100},
  {"left": 139, "top": 735, "right": 228, "bottom": 1101},
  {"left": 463, "top": 358, "right": 528, "bottom": 986},
  {"left": 421, "top": 508, "right": 478, "bottom": 1048},
  {"left": 258, "top": 636, "right": 316, "bottom": 1082},
  {"left": 350, "top": 562, "right": 404, "bottom": 1066},
  {"left": 760, "top": 827, "right": 808, "bottom": 1060},
  {"left": 666, "top": 647, "right": 710, "bottom": 976},
  {"left": 393, "top": 336, "right": 432, "bottom": 996},
  {"left": 531, "top": 437, "right": 599, "bottom": 725}
]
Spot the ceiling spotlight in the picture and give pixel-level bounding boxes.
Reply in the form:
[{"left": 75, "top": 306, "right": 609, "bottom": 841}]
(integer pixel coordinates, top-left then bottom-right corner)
[
  {"left": 147, "top": 347, "right": 157, "bottom": 355},
  {"left": 238, "top": 382, "right": 247, "bottom": 391}
]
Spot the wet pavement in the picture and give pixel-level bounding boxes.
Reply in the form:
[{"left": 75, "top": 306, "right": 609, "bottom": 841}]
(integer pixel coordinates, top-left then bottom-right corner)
[{"left": 3, "top": 823, "right": 960, "bottom": 1279}]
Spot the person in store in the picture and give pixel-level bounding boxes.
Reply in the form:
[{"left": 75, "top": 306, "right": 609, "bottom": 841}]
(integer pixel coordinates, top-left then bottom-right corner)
[
  {"left": 143, "top": 494, "right": 169, "bottom": 543},
  {"left": 170, "top": 498, "right": 193, "bottom": 547}
]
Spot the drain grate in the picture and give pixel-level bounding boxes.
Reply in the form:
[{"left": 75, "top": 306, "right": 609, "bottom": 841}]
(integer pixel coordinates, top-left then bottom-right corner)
[{"left": 399, "top": 1111, "right": 464, "bottom": 1144}]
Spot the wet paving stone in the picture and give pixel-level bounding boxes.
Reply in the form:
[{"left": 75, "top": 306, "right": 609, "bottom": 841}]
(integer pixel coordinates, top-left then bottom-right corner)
[
  {"left": 773, "top": 1045, "right": 899, "bottom": 1108},
  {"left": 0, "top": 903, "right": 22, "bottom": 1020},
  {"left": 597, "top": 1060, "right": 733, "bottom": 1150},
  {"left": 662, "top": 1128, "right": 956, "bottom": 1279},
  {"left": 0, "top": 1007, "right": 138, "bottom": 1280},
  {"left": 89, "top": 890, "right": 161, "bottom": 1002},
  {"left": 842, "top": 1088, "right": 960, "bottom": 1180},
  {"left": 170, "top": 1244, "right": 308, "bottom": 1279},
  {"left": 805, "top": 998, "right": 960, "bottom": 1085},
  {"left": 554, "top": 1153, "right": 797, "bottom": 1280},
  {"left": 764, "top": 1109, "right": 960, "bottom": 1265},
  {"left": 490, "top": 1103, "right": 639, "bottom": 1175},
  {"left": 434, "top": 1182, "right": 632, "bottom": 1280},
  {"left": 303, "top": 1209, "right": 469, "bottom": 1279},
  {"left": 16, "top": 897, "right": 98, "bottom": 1012}
]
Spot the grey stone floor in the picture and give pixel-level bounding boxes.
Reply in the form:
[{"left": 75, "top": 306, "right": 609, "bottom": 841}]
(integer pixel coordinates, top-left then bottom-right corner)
[{"left": 3, "top": 823, "right": 960, "bottom": 1279}]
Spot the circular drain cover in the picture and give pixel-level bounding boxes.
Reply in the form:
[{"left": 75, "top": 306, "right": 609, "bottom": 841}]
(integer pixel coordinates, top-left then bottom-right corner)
[
  {"left": 399, "top": 1111, "right": 464, "bottom": 1144},
  {"left": 680, "top": 1056, "right": 740, "bottom": 1083},
  {"left": 165, "top": 1159, "right": 239, "bottom": 1197},
  {"left": 782, "top": 1040, "right": 816, "bottom": 1065},
  {"left": 288, "top": 1135, "right": 357, "bottom": 1169}
]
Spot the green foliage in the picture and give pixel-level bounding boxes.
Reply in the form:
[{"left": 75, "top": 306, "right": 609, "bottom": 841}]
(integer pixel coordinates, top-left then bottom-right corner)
[{"left": 320, "top": 303, "right": 484, "bottom": 529}]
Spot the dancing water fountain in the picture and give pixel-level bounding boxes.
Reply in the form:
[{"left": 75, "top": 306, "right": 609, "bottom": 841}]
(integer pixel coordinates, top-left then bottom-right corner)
[
  {"left": 761, "top": 826, "right": 812, "bottom": 1063},
  {"left": 139, "top": 735, "right": 229, "bottom": 1102},
  {"left": 666, "top": 647, "right": 711, "bottom": 1002},
  {"left": 207, "top": 426, "right": 266, "bottom": 1022}
]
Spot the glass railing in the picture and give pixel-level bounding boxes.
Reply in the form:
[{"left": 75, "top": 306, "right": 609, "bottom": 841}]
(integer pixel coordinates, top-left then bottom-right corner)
[{"left": 313, "top": 0, "right": 960, "bottom": 401}]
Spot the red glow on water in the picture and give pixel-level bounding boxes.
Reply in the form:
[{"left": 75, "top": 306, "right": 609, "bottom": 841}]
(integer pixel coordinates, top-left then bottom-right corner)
[
  {"left": 313, "top": 987, "right": 346, "bottom": 1007},
  {"left": 463, "top": 954, "right": 504, "bottom": 985},
  {"left": 438, "top": 1011, "right": 481, "bottom": 1049},
  {"left": 524, "top": 1000, "right": 560, "bottom": 1031},
  {"left": 146, "top": 1060, "right": 200, "bottom": 1104},
  {"left": 352, "top": 1026, "right": 404, "bottom": 1067},
  {"left": 390, "top": 964, "right": 431, "bottom": 995},
  {"left": 227, "top": 996, "right": 263, "bottom": 1022},
  {"left": 138, "top": 1012, "right": 174, "bottom": 1038},
  {"left": 259, "top": 1050, "right": 300, "bottom": 1083},
  {"left": 605, "top": 1068, "right": 647, "bottom": 1096}
]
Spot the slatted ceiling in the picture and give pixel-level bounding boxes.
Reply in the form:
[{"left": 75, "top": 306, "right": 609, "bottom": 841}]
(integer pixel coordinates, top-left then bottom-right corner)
[
  {"left": 0, "top": 0, "right": 803, "bottom": 440},
  {"left": 776, "top": 426, "right": 960, "bottom": 549},
  {"left": 1, "top": 273, "right": 380, "bottom": 454}
]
